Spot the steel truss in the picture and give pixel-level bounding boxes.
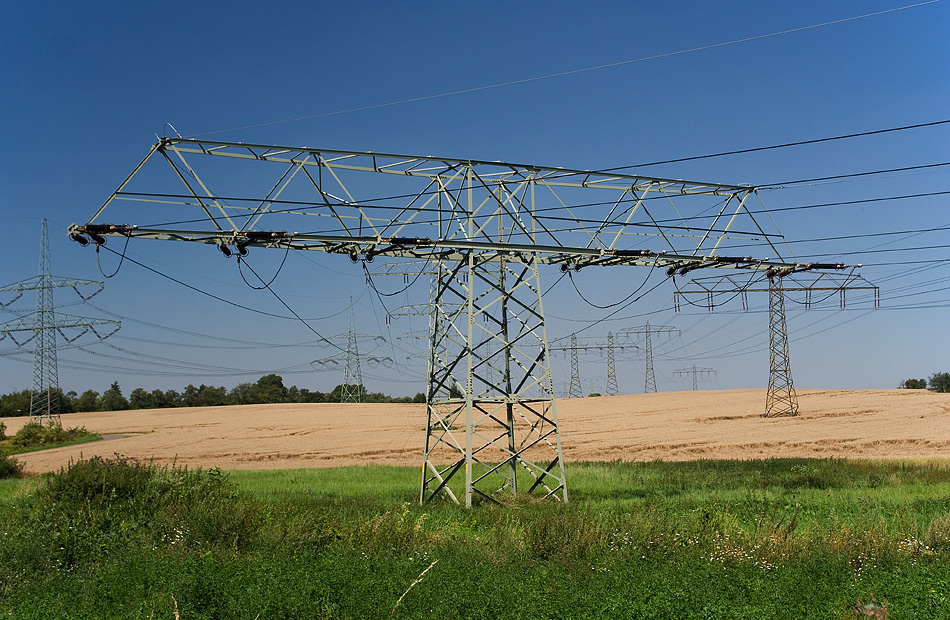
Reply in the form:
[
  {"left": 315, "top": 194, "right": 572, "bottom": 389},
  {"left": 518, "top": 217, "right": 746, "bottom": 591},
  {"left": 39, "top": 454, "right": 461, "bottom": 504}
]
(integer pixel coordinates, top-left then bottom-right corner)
[
  {"left": 673, "top": 272, "right": 878, "bottom": 416},
  {"left": 69, "top": 137, "right": 849, "bottom": 505}
]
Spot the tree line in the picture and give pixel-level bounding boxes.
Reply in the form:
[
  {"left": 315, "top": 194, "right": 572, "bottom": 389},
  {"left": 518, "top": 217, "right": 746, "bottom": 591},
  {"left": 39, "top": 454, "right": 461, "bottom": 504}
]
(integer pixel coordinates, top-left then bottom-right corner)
[
  {"left": 899, "top": 371, "right": 950, "bottom": 392},
  {"left": 0, "top": 374, "right": 425, "bottom": 417}
]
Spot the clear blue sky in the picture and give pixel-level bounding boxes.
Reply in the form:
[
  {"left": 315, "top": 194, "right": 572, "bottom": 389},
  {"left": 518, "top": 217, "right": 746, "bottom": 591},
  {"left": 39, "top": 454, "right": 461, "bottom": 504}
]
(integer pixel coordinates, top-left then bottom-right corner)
[{"left": 2, "top": 0, "right": 948, "bottom": 398}]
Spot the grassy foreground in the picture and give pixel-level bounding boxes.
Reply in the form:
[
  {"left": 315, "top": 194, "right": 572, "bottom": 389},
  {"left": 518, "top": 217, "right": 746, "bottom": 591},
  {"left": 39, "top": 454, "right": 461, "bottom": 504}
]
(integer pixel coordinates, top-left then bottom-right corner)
[{"left": 1, "top": 458, "right": 950, "bottom": 619}]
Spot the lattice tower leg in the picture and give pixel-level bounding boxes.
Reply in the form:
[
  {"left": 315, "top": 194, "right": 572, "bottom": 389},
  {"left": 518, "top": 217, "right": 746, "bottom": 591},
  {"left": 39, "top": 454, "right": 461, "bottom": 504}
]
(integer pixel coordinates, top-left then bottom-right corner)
[
  {"left": 765, "top": 276, "right": 799, "bottom": 417},
  {"left": 29, "top": 219, "right": 61, "bottom": 424},
  {"left": 420, "top": 252, "right": 568, "bottom": 507}
]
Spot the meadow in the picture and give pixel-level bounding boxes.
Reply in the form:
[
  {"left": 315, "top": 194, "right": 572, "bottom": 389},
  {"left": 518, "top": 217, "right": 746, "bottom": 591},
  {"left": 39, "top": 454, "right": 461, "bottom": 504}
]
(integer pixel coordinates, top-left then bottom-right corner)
[{"left": 1, "top": 457, "right": 949, "bottom": 619}]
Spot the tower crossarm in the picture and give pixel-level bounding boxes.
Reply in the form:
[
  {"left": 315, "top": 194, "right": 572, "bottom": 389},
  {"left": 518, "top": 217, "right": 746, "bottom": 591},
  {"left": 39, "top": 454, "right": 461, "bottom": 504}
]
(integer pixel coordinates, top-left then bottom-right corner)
[
  {"left": 69, "top": 138, "right": 852, "bottom": 276},
  {"left": 67, "top": 223, "right": 839, "bottom": 276}
]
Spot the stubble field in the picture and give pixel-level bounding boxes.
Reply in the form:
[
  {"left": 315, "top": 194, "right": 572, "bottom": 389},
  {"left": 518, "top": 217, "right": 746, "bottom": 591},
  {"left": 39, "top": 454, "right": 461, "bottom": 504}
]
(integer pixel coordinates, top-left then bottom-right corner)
[{"left": 6, "top": 388, "right": 949, "bottom": 474}]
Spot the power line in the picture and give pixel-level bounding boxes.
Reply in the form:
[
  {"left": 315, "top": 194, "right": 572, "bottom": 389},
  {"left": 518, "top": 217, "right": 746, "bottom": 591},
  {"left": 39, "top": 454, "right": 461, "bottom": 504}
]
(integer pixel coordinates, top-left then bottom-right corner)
[
  {"left": 188, "top": 1, "right": 944, "bottom": 137},
  {"left": 614, "top": 119, "right": 950, "bottom": 170}
]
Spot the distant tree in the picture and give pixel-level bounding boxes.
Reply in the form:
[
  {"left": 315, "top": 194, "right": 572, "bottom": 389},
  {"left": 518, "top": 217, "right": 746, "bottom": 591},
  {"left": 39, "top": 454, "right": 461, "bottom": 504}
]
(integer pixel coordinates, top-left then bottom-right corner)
[
  {"left": 74, "top": 389, "right": 100, "bottom": 412},
  {"left": 229, "top": 382, "right": 259, "bottom": 405},
  {"left": 129, "top": 387, "right": 153, "bottom": 409},
  {"left": 98, "top": 382, "right": 129, "bottom": 412},
  {"left": 899, "top": 378, "right": 927, "bottom": 389},
  {"left": 197, "top": 384, "right": 230, "bottom": 406},
  {"left": 412, "top": 392, "right": 426, "bottom": 403},
  {"left": 0, "top": 390, "right": 31, "bottom": 417},
  {"left": 162, "top": 389, "right": 182, "bottom": 407},
  {"left": 256, "top": 374, "right": 288, "bottom": 403},
  {"left": 929, "top": 372, "right": 950, "bottom": 393},
  {"left": 182, "top": 384, "right": 201, "bottom": 408}
]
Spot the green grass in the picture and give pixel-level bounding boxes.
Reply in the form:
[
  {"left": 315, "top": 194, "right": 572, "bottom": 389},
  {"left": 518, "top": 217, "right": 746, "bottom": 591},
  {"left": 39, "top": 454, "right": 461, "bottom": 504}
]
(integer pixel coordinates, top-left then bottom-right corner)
[{"left": 2, "top": 458, "right": 950, "bottom": 619}]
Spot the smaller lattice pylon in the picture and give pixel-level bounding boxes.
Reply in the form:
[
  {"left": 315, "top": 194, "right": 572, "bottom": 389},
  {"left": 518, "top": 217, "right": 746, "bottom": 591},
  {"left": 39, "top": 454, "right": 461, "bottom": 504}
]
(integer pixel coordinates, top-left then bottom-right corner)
[
  {"left": 605, "top": 332, "right": 619, "bottom": 396},
  {"left": 673, "top": 365, "right": 716, "bottom": 391},
  {"left": 0, "top": 219, "right": 120, "bottom": 423},
  {"left": 311, "top": 298, "right": 391, "bottom": 402},
  {"left": 549, "top": 333, "right": 637, "bottom": 397},
  {"left": 619, "top": 322, "right": 679, "bottom": 393}
]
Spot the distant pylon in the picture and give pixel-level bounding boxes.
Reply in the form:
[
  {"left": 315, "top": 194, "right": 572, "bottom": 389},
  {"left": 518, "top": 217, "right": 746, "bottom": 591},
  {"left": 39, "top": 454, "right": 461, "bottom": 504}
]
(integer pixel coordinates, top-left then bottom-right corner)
[
  {"left": 30, "top": 220, "right": 60, "bottom": 422},
  {"left": 620, "top": 323, "right": 679, "bottom": 393},
  {"left": 673, "top": 365, "right": 716, "bottom": 391},
  {"left": 341, "top": 298, "right": 364, "bottom": 403},
  {"left": 605, "top": 331, "right": 619, "bottom": 396},
  {"left": 765, "top": 276, "right": 799, "bottom": 417},
  {"left": 0, "top": 221, "right": 120, "bottom": 423},
  {"left": 568, "top": 334, "right": 582, "bottom": 398}
]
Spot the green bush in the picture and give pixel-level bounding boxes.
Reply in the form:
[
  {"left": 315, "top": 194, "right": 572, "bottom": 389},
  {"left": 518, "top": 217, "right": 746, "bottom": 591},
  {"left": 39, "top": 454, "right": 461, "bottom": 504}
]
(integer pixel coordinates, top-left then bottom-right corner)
[
  {"left": 0, "top": 452, "right": 23, "bottom": 479},
  {"left": 9, "top": 421, "right": 90, "bottom": 449}
]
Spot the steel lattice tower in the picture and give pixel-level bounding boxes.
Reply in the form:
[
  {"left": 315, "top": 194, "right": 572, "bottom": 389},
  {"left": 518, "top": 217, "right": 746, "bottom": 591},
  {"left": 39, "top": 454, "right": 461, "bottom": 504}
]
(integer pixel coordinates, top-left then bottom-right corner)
[
  {"left": 674, "top": 272, "right": 877, "bottom": 416},
  {"left": 674, "top": 365, "right": 716, "bottom": 390},
  {"left": 0, "top": 220, "right": 120, "bottom": 423},
  {"left": 620, "top": 323, "right": 679, "bottom": 394},
  {"left": 341, "top": 300, "right": 364, "bottom": 403},
  {"left": 567, "top": 334, "right": 582, "bottom": 397},
  {"left": 605, "top": 331, "right": 618, "bottom": 396},
  {"left": 69, "top": 137, "right": 851, "bottom": 506},
  {"left": 30, "top": 220, "right": 60, "bottom": 422},
  {"left": 765, "top": 276, "right": 798, "bottom": 417},
  {"left": 642, "top": 326, "right": 655, "bottom": 394},
  {"left": 312, "top": 298, "right": 391, "bottom": 402}
]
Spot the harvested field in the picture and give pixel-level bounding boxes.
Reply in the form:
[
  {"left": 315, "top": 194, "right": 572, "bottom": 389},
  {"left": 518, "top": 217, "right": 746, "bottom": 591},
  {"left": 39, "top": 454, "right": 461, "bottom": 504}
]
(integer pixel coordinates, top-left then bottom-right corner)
[{"left": 5, "top": 388, "right": 950, "bottom": 474}]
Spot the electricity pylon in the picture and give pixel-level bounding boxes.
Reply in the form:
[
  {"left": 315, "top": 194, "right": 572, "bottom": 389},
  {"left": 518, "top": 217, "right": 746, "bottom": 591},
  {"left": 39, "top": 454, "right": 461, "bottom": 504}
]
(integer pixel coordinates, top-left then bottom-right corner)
[
  {"left": 69, "top": 137, "right": 850, "bottom": 506},
  {"left": 605, "top": 331, "right": 619, "bottom": 396},
  {"left": 549, "top": 333, "right": 634, "bottom": 397},
  {"left": 674, "top": 365, "right": 716, "bottom": 391},
  {"left": 311, "top": 298, "right": 391, "bottom": 402},
  {"left": 0, "top": 219, "right": 120, "bottom": 423},
  {"left": 619, "top": 322, "right": 679, "bottom": 393},
  {"left": 765, "top": 276, "right": 796, "bottom": 416},
  {"left": 568, "top": 334, "right": 582, "bottom": 397},
  {"left": 674, "top": 271, "right": 878, "bottom": 416}
]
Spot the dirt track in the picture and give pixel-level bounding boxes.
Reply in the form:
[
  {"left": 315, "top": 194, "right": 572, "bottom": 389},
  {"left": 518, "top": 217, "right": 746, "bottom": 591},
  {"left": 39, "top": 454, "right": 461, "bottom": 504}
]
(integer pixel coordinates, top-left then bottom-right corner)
[{"left": 6, "top": 389, "right": 950, "bottom": 474}]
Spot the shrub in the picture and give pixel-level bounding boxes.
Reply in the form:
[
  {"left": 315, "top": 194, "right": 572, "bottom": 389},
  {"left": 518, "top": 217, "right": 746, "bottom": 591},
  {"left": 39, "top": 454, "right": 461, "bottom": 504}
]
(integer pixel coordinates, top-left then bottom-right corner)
[
  {"left": 9, "top": 421, "right": 89, "bottom": 449},
  {"left": 0, "top": 452, "right": 24, "bottom": 479},
  {"left": 929, "top": 372, "right": 950, "bottom": 393}
]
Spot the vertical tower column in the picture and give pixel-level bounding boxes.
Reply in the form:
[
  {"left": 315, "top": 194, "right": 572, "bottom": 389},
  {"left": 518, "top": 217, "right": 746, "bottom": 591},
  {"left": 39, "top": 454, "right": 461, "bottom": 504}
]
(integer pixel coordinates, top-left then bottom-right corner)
[
  {"left": 420, "top": 252, "right": 567, "bottom": 507},
  {"left": 643, "top": 322, "right": 656, "bottom": 394},
  {"left": 765, "top": 276, "right": 799, "bottom": 417},
  {"left": 567, "top": 334, "right": 582, "bottom": 398},
  {"left": 30, "top": 219, "right": 61, "bottom": 424},
  {"left": 605, "top": 331, "right": 619, "bottom": 396},
  {"left": 341, "top": 298, "right": 364, "bottom": 403}
]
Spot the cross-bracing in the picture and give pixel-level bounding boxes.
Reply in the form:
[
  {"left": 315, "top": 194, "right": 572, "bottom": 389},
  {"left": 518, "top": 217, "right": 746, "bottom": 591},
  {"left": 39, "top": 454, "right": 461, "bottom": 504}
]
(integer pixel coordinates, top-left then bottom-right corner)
[{"left": 69, "top": 137, "right": 849, "bottom": 506}]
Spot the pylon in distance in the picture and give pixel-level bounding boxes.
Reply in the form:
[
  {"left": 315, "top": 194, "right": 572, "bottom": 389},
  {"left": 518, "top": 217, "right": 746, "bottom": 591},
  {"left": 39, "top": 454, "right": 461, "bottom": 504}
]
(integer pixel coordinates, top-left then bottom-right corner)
[
  {"left": 341, "top": 298, "right": 363, "bottom": 403},
  {"left": 620, "top": 323, "right": 679, "bottom": 393},
  {"left": 605, "top": 331, "right": 619, "bottom": 396},
  {"left": 765, "top": 276, "right": 799, "bottom": 417},
  {"left": 30, "top": 220, "right": 61, "bottom": 423},
  {"left": 673, "top": 365, "right": 716, "bottom": 391},
  {"left": 568, "top": 334, "right": 583, "bottom": 398}
]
